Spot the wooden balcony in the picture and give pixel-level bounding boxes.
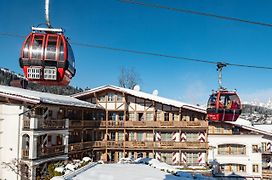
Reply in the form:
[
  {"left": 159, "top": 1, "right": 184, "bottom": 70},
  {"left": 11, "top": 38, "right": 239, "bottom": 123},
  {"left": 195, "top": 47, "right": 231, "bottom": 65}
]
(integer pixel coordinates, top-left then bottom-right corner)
[
  {"left": 69, "top": 143, "right": 83, "bottom": 152},
  {"left": 154, "top": 141, "right": 208, "bottom": 149},
  {"left": 21, "top": 149, "right": 29, "bottom": 159},
  {"left": 107, "top": 141, "right": 124, "bottom": 148},
  {"left": 75, "top": 140, "right": 208, "bottom": 150},
  {"left": 23, "top": 119, "right": 30, "bottom": 129},
  {"left": 124, "top": 141, "right": 154, "bottom": 149},
  {"left": 38, "top": 119, "right": 66, "bottom": 129},
  {"left": 263, "top": 170, "right": 272, "bottom": 179},
  {"left": 23, "top": 118, "right": 67, "bottom": 130},
  {"left": 69, "top": 120, "right": 82, "bottom": 128},
  {"left": 124, "top": 120, "right": 208, "bottom": 128},
  {"left": 37, "top": 145, "right": 65, "bottom": 158},
  {"left": 68, "top": 120, "right": 207, "bottom": 129}
]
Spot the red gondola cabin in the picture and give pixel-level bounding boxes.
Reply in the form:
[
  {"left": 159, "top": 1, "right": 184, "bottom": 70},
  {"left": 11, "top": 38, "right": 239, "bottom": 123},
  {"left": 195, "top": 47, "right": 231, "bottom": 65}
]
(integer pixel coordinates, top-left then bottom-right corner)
[
  {"left": 207, "top": 90, "right": 242, "bottom": 121},
  {"left": 19, "top": 31, "right": 76, "bottom": 86}
]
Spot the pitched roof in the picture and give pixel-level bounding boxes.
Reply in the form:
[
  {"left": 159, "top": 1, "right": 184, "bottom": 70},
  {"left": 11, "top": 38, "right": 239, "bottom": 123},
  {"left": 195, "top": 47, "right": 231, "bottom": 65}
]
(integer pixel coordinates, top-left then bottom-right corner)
[
  {"left": 226, "top": 118, "right": 272, "bottom": 136},
  {"left": 0, "top": 85, "right": 97, "bottom": 108},
  {"left": 73, "top": 85, "right": 206, "bottom": 113}
]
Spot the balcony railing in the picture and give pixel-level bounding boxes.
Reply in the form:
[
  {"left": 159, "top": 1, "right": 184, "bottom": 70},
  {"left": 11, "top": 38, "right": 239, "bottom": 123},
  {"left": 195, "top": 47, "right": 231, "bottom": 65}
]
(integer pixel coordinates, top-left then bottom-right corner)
[
  {"left": 23, "top": 119, "right": 30, "bottom": 129},
  {"left": 71, "top": 120, "right": 208, "bottom": 128},
  {"left": 38, "top": 120, "right": 66, "bottom": 129},
  {"left": 37, "top": 145, "right": 65, "bottom": 158},
  {"left": 21, "top": 149, "right": 29, "bottom": 159},
  {"left": 72, "top": 140, "right": 208, "bottom": 150},
  {"left": 23, "top": 118, "right": 68, "bottom": 130},
  {"left": 69, "top": 143, "right": 83, "bottom": 152},
  {"left": 124, "top": 141, "right": 154, "bottom": 148},
  {"left": 154, "top": 141, "right": 208, "bottom": 149}
]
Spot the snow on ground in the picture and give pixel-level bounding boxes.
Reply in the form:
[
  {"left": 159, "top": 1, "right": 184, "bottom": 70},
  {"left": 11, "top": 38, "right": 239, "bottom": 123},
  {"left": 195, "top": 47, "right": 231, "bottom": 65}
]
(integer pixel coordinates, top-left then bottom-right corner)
[{"left": 71, "top": 163, "right": 182, "bottom": 180}]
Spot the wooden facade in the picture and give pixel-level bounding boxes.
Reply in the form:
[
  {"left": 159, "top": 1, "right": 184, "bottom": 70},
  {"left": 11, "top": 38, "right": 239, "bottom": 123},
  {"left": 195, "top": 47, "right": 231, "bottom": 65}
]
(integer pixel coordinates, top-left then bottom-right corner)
[{"left": 70, "top": 86, "right": 208, "bottom": 165}]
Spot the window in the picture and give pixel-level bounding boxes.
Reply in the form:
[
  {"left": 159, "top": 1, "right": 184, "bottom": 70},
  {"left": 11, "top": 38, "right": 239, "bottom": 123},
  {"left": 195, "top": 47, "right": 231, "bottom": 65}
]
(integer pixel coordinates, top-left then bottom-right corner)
[
  {"left": 219, "top": 164, "right": 246, "bottom": 173},
  {"left": 186, "top": 133, "right": 198, "bottom": 142},
  {"left": 173, "top": 113, "right": 179, "bottom": 121},
  {"left": 208, "top": 126, "right": 214, "bottom": 134},
  {"left": 156, "top": 112, "right": 161, "bottom": 121},
  {"left": 252, "top": 164, "right": 259, "bottom": 173},
  {"left": 117, "top": 94, "right": 123, "bottom": 102},
  {"left": 31, "top": 35, "right": 44, "bottom": 59},
  {"left": 187, "top": 153, "right": 198, "bottom": 165},
  {"left": 161, "top": 132, "right": 172, "bottom": 141},
  {"left": 146, "top": 133, "right": 153, "bottom": 141},
  {"left": 110, "top": 132, "right": 115, "bottom": 141},
  {"left": 218, "top": 144, "right": 246, "bottom": 155},
  {"left": 108, "top": 93, "right": 115, "bottom": 102},
  {"left": 161, "top": 153, "right": 172, "bottom": 164},
  {"left": 214, "top": 126, "right": 221, "bottom": 134},
  {"left": 98, "top": 95, "right": 105, "bottom": 102},
  {"left": 223, "top": 126, "right": 231, "bottom": 134},
  {"left": 138, "top": 113, "right": 144, "bottom": 121},
  {"left": 164, "top": 113, "right": 169, "bottom": 121},
  {"left": 98, "top": 112, "right": 105, "bottom": 120},
  {"left": 261, "top": 142, "right": 268, "bottom": 152},
  {"left": 146, "top": 112, "right": 153, "bottom": 121},
  {"left": 45, "top": 36, "right": 57, "bottom": 60},
  {"left": 118, "top": 112, "right": 124, "bottom": 121},
  {"left": 137, "top": 132, "right": 143, "bottom": 141},
  {"left": 118, "top": 132, "right": 124, "bottom": 141},
  {"left": 129, "top": 113, "right": 135, "bottom": 121},
  {"left": 109, "top": 112, "right": 116, "bottom": 121},
  {"left": 129, "top": 132, "right": 135, "bottom": 141},
  {"left": 252, "top": 145, "right": 259, "bottom": 153}
]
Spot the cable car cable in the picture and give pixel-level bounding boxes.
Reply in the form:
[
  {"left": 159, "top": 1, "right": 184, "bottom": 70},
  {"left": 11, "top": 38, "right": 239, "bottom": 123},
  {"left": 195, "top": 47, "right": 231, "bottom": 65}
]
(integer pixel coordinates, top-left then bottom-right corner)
[
  {"left": 119, "top": 0, "right": 272, "bottom": 28},
  {"left": 1, "top": 32, "right": 272, "bottom": 70}
]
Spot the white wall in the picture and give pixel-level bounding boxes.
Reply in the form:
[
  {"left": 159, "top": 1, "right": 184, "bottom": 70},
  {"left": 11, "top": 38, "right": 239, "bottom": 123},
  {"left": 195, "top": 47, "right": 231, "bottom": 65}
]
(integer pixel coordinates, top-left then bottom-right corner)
[
  {"left": 0, "top": 104, "right": 23, "bottom": 180},
  {"left": 208, "top": 134, "right": 263, "bottom": 177}
]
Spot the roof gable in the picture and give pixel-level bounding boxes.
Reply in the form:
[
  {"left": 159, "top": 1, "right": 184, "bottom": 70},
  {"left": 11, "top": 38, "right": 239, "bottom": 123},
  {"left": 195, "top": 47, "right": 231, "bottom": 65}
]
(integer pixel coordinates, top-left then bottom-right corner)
[{"left": 73, "top": 85, "right": 206, "bottom": 113}]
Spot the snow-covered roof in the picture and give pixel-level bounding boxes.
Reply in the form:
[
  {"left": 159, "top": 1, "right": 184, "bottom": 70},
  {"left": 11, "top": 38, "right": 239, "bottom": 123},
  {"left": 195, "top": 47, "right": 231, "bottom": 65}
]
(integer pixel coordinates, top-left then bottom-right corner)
[
  {"left": 73, "top": 85, "right": 206, "bottom": 113},
  {"left": 0, "top": 85, "right": 97, "bottom": 108},
  {"left": 253, "top": 124, "right": 272, "bottom": 133},
  {"left": 226, "top": 118, "right": 272, "bottom": 136}
]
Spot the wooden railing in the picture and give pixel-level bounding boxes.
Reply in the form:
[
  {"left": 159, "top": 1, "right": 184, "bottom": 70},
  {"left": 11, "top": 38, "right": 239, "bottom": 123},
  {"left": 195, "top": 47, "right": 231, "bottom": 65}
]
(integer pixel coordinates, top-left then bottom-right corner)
[
  {"left": 23, "top": 118, "right": 67, "bottom": 130},
  {"left": 69, "top": 120, "right": 82, "bottom": 128},
  {"left": 107, "top": 141, "right": 124, "bottom": 148},
  {"left": 23, "top": 119, "right": 30, "bottom": 129},
  {"left": 153, "top": 141, "right": 208, "bottom": 149},
  {"left": 37, "top": 145, "right": 65, "bottom": 158},
  {"left": 38, "top": 119, "right": 66, "bottom": 129},
  {"left": 69, "top": 141, "right": 208, "bottom": 151},
  {"left": 262, "top": 170, "right": 272, "bottom": 179},
  {"left": 21, "top": 149, "right": 29, "bottom": 159},
  {"left": 124, "top": 141, "right": 154, "bottom": 148},
  {"left": 69, "top": 120, "right": 208, "bottom": 128}
]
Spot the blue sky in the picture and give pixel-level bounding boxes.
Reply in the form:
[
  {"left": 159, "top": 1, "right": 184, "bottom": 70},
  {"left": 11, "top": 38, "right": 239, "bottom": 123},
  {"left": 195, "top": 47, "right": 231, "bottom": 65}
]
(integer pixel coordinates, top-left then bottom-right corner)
[{"left": 1, "top": 0, "right": 272, "bottom": 105}]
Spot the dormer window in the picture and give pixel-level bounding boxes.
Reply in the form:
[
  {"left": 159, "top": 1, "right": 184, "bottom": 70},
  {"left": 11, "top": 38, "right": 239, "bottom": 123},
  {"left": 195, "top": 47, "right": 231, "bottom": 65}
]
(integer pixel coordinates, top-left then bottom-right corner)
[{"left": 108, "top": 93, "right": 115, "bottom": 102}]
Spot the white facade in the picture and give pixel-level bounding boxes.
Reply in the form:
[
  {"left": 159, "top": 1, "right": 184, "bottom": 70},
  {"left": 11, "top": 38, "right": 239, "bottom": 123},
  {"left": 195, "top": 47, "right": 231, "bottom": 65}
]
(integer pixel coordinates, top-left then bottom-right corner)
[
  {"left": 208, "top": 134, "right": 263, "bottom": 179},
  {"left": 0, "top": 104, "right": 70, "bottom": 180},
  {"left": 0, "top": 104, "right": 24, "bottom": 180}
]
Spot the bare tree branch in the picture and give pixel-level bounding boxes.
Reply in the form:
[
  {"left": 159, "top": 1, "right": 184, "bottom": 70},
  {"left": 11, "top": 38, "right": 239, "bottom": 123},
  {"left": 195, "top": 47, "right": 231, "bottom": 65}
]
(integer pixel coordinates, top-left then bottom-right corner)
[{"left": 118, "top": 67, "right": 141, "bottom": 89}]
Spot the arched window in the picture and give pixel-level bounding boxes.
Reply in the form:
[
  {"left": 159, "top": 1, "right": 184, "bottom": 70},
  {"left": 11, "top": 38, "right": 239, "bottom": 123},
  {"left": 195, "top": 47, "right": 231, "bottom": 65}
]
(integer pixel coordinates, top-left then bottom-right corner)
[{"left": 22, "top": 134, "right": 30, "bottom": 158}]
